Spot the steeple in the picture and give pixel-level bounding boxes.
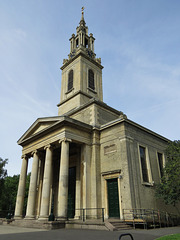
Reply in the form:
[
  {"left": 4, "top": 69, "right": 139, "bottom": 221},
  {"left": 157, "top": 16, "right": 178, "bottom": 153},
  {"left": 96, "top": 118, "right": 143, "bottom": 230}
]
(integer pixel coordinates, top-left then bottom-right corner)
[
  {"left": 79, "top": 6, "right": 86, "bottom": 27},
  {"left": 58, "top": 9, "right": 103, "bottom": 116},
  {"left": 62, "top": 7, "right": 100, "bottom": 63}
]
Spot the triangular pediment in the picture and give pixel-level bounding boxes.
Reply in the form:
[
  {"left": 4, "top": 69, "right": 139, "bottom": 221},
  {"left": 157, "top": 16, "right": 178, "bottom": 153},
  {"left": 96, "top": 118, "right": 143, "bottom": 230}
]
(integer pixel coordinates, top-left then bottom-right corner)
[{"left": 17, "top": 116, "right": 63, "bottom": 145}]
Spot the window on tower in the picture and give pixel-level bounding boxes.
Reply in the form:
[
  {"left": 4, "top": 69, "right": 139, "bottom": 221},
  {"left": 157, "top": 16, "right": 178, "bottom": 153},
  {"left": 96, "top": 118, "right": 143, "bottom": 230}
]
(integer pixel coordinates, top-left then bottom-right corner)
[
  {"left": 88, "top": 69, "right": 95, "bottom": 90},
  {"left": 76, "top": 38, "right": 79, "bottom": 48},
  {"left": 68, "top": 70, "right": 73, "bottom": 91},
  {"left": 85, "top": 38, "right": 88, "bottom": 48}
]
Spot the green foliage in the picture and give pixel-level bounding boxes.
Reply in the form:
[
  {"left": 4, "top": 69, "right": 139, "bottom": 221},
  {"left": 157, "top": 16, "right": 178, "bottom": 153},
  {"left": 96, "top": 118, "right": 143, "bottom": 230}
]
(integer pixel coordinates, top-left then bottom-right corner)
[
  {"left": 0, "top": 157, "right": 8, "bottom": 207},
  {"left": 156, "top": 234, "right": 180, "bottom": 240},
  {"left": 0, "top": 157, "right": 30, "bottom": 216},
  {"left": 0, "top": 157, "right": 8, "bottom": 180},
  {"left": 155, "top": 140, "right": 180, "bottom": 207},
  {"left": 0, "top": 175, "right": 20, "bottom": 211},
  {"left": 1, "top": 173, "right": 31, "bottom": 214}
]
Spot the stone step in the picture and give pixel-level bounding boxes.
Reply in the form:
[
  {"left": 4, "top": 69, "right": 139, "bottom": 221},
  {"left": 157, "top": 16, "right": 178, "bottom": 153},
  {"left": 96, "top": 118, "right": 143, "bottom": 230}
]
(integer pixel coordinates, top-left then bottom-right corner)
[
  {"left": 108, "top": 221, "right": 133, "bottom": 231},
  {"left": 11, "top": 219, "right": 65, "bottom": 230}
]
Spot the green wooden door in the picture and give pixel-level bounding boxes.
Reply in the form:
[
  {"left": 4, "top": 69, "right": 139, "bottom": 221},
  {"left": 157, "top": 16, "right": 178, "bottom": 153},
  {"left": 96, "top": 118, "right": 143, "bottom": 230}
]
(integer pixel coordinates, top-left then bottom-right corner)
[
  {"left": 107, "top": 178, "right": 120, "bottom": 218},
  {"left": 67, "top": 167, "right": 76, "bottom": 218}
]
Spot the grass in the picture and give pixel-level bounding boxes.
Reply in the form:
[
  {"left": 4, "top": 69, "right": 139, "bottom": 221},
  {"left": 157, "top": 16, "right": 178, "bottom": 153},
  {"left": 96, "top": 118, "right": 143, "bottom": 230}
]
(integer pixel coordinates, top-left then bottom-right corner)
[{"left": 156, "top": 234, "right": 180, "bottom": 240}]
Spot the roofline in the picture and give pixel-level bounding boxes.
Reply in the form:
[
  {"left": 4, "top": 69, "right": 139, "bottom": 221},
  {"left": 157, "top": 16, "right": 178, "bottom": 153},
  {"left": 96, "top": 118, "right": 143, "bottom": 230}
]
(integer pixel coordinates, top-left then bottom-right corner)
[{"left": 100, "top": 118, "right": 170, "bottom": 142}]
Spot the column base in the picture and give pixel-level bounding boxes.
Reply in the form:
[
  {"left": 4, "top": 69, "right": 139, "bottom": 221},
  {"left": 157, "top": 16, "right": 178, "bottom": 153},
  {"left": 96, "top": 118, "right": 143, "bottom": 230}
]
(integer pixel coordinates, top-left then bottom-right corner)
[
  {"left": 14, "top": 215, "right": 23, "bottom": 220},
  {"left": 56, "top": 216, "right": 67, "bottom": 221},
  {"left": 38, "top": 216, "right": 49, "bottom": 221},
  {"left": 25, "top": 215, "right": 35, "bottom": 220}
]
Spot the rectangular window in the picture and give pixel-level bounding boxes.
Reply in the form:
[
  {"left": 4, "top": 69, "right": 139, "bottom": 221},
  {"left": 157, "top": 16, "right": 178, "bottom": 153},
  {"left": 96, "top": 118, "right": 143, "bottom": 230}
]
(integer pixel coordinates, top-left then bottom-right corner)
[
  {"left": 157, "top": 152, "right": 164, "bottom": 178},
  {"left": 139, "top": 146, "right": 149, "bottom": 182}
]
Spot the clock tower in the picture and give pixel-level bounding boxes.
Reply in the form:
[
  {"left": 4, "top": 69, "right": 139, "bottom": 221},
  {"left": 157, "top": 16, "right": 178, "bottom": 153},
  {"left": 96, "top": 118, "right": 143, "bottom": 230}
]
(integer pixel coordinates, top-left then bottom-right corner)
[{"left": 57, "top": 9, "right": 103, "bottom": 115}]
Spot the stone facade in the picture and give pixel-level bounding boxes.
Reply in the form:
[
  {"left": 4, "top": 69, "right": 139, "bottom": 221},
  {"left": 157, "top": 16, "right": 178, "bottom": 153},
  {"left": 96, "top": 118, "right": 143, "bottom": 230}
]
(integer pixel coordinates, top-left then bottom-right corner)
[{"left": 14, "top": 11, "right": 177, "bottom": 224}]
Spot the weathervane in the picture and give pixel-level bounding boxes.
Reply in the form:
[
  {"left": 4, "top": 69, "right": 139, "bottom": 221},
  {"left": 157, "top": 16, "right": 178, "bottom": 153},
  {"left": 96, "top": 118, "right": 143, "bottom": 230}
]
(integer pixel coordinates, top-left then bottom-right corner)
[{"left": 81, "top": 6, "right": 85, "bottom": 15}]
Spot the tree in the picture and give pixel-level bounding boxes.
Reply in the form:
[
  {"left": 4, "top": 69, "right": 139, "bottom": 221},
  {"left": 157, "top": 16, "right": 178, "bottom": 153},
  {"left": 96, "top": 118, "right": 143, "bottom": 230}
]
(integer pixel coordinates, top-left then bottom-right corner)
[
  {"left": 0, "top": 157, "right": 8, "bottom": 204},
  {"left": 1, "top": 175, "right": 20, "bottom": 211},
  {"left": 0, "top": 157, "right": 8, "bottom": 180},
  {"left": 0, "top": 157, "right": 30, "bottom": 217},
  {"left": 155, "top": 140, "right": 180, "bottom": 209},
  {"left": 0, "top": 172, "right": 31, "bottom": 217}
]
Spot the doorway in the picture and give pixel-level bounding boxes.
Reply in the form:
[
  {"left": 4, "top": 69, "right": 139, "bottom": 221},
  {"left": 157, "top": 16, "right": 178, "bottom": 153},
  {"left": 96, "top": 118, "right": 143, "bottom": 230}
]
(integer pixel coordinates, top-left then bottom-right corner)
[
  {"left": 107, "top": 178, "right": 120, "bottom": 218},
  {"left": 67, "top": 167, "right": 76, "bottom": 218}
]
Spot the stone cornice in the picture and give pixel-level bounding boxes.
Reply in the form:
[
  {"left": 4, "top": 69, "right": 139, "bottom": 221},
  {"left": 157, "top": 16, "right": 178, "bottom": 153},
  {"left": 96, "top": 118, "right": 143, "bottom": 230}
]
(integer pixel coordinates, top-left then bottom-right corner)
[
  {"left": 101, "top": 169, "right": 121, "bottom": 176},
  {"left": 57, "top": 90, "right": 92, "bottom": 107},
  {"left": 61, "top": 97, "right": 123, "bottom": 117},
  {"left": 60, "top": 51, "right": 103, "bottom": 70}
]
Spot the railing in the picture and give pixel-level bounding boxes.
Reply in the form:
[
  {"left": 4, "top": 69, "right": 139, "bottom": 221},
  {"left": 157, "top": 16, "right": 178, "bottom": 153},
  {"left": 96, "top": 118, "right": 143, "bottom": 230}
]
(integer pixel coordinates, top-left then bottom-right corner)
[
  {"left": 123, "top": 209, "right": 180, "bottom": 229},
  {"left": 1, "top": 208, "right": 105, "bottom": 222},
  {"left": 72, "top": 208, "right": 105, "bottom": 222}
]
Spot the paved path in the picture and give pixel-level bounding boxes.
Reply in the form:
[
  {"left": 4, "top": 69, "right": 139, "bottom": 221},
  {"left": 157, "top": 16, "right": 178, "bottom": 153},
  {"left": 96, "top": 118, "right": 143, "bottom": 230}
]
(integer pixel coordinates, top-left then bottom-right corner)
[{"left": 0, "top": 225, "right": 179, "bottom": 240}]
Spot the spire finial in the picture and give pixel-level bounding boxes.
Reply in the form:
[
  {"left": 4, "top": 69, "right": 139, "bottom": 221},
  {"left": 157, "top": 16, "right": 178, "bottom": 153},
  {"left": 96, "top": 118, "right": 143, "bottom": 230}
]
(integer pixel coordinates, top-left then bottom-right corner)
[
  {"left": 81, "top": 6, "right": 85, "bottom": 20},
  {"left": 81, "top": 6, "right": 85, "bottom": 15}
]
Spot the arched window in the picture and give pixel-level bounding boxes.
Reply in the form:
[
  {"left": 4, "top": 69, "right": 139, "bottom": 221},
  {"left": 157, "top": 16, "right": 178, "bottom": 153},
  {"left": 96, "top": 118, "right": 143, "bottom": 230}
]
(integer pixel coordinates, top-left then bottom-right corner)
[
  {"left": 68, "top": 70, "right": 73, "bottom": 91},
  {"left": 76, "top": 38, "right": 79, "bottom": 48},
  {"left": 88, "top": 69, "right": 95, "bottom": 90}
]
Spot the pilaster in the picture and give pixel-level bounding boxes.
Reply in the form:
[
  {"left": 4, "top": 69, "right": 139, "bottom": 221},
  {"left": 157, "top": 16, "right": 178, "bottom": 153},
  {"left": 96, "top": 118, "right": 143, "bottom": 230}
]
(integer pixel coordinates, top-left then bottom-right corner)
[
  {"left": 90, "top": 130, "right": 101, "bottom": 218},
  {"left": 81, "top": 144, "right": 91, "bottom": 216}
]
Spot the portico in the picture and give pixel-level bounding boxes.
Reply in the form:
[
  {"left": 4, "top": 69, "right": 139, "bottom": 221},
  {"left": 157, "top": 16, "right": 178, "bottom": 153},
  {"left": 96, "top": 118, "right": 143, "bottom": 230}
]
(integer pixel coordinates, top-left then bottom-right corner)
[{"left": 14, "top": 116, "right": 93, "bottom": 221}]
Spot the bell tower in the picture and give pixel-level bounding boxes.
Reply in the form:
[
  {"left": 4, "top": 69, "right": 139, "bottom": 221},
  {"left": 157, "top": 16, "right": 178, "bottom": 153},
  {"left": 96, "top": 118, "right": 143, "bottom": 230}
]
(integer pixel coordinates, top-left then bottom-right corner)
[{"left": 57, "top": 8, "right": 103, "bottom": 116}]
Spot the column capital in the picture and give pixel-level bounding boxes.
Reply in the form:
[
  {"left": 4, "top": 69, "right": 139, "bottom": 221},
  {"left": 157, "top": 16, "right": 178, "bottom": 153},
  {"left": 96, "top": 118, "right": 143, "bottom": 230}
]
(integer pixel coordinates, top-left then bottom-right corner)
[
  {"left": 21, "top": 154, "right": 28, "bottom": 160},
  {"left": 59, "top": 138, "right": 72, "bottom": 144},
  {"left": 31, "top": 150, "right": 38, "bottom": 156},
  {"left": 44, "top": 144, "right": 54, "bottom": 150}
]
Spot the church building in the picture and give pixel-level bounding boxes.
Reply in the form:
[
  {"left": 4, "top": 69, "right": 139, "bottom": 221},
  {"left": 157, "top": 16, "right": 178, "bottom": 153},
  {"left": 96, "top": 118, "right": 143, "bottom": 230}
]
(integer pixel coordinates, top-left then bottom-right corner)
[{"left": 14, "top": 10, "right": 174, "bottom": 226}]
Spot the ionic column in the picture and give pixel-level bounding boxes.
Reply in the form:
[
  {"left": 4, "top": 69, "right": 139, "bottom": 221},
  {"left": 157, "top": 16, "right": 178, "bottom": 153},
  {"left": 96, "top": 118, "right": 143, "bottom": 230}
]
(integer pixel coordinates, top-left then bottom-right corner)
[
  {"left": 14, "top": 155, "right": 28, "bottom": 219},
  {"left": 25, "top": 150, "right": 39, "bottom": 219},
  {"left": 39, "top": 145, "right": 53, "bottom": 220},
  {"left": 57, "top": 138, "right": 71, "bottom": 219}
]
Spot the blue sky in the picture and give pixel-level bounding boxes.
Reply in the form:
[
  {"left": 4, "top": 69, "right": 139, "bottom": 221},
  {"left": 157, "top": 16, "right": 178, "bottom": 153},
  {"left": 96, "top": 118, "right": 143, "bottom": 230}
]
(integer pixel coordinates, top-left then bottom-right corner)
[{"left": 0, "top": 0, "right": 180, "bottom": 176}]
